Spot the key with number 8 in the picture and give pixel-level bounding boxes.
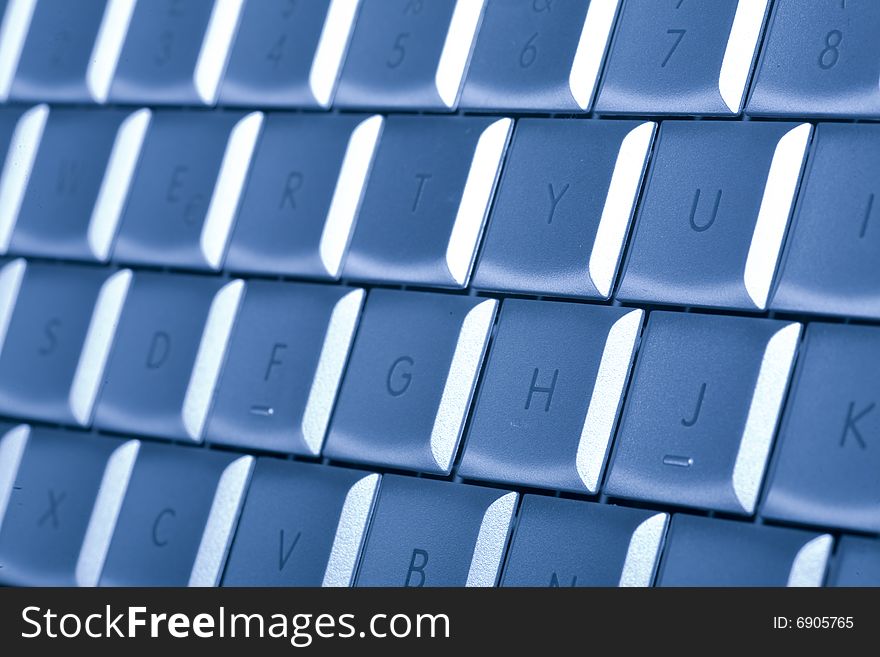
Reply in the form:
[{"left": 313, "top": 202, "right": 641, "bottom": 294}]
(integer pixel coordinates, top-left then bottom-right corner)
[{"left": 747, "top": 0, "right": 880, "bottom": 117}]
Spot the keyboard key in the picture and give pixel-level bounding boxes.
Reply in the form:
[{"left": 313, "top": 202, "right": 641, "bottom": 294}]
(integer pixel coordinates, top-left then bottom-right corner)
[
  {"left": 325, "top": 290, "right": 496, "bottom": 475},
  {"left": 113, "top": 110, "right": 262, "bottom": 271},
  {"left": 460, "top": 0, "right": 618, "bottom": 112},
  {"left": 225, "top": 113, "right": 382, "bottom": 280},
  {"left": 109, "top": 0, "right": 243, "bottom": 106},
  {"left": 343, "top": 115, "right": 511, "bottom": 288},
  {"left": 0, "top": 104, "right": 48, "bottom": 255},
  {"left": 747, "top": 0, "right": 880, "bottom": 118},
  {"left": 356, "top": 476, "right": 516, "bottom": 587},
  {"left": 0, "top": 0, "right": 34, "bottom": 101},
  {"left": 335, "top": 0, "right": 484, "bottom": 110},
  {"left": 657, "top": 515, "right": 832, "bottom": 587},
  {"left": 223, "top": 459, "right": 379, "bottom": 587},
  {"left": 473, "top": 118, "right": 654, "bottom": 299},
  {"left": 828, "top": 536, "right": 880, "bottom": 587},
  {"left": 771, "top": 124, "right": 880, "bottom": 320},
  {"left": 605, "top": 312, "right": 800, "bottom": 515},
  {"left": 0, "top": 425, "right": 138, "bottom": 586},
  {"left": 501, "top": 497, "right": 667, "bottom": 587},
  {"left": 618, "top": 121, "right": 811, "bottom": 310},
  {"left": 595, "top": 0, "right": 768, "bottom": 115},
  {"left": 9, "top": 108, "right": 148, "bottom": 262},
  {"left": 219, "top": 0, "right": 358, "bottom": 109},
  {"left": 100, "top": 443, "right": 252, "bottom": 586},
  {"left": 95, "top": 273, "right": 244, "bottom": 443},
  {"left": 762, "top": 324, "right": 880, "bottom": 534},
  {"left": 460, "top": 301, "right": 642, "bottom": 493},
  {"left": 0, "top": 261, "right": 130, "bottom": 427},
  {"left": 207, "top": 282, "right": 364, "bottom": 456},
  {"left": 9, "top": 0, "right": 107, "bottom": 103}
]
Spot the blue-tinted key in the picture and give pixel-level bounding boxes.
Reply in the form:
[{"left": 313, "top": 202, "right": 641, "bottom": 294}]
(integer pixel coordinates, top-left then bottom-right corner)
[
  {"left": 762, "top": 324, "right": 880, "bottom": 534},
  {"left": 207, "top": 281, "right": 364, "bottom": 456},
  {"left": 0, "top": 425, "right": 138, "bottom": 586},
  {"left": 100, "top": 443, "right": 252, "bottom": 587},
  {"left": 460, "top": 300, "right": 642, "bottom": 494},
  {"left": 658, "top": 515, "right": 832, "bottom": 587},
  {"left": 343, "top": 115, "right": 511, "bottom": 288},
  {"left": 828, "top": 536, "right": 880, "bottom": 587},
  {"left": 605, "top": 312, "right": 801, "bottom": 515},
  {"left": 225, "top": 113, "right": 382, "bottom": 280},
  {"left": 0, "top": 105, "right": 48, "bottom": 255},
  {"left": 771, "top": 124, "right": 880, "bottom": 320},
  {"left": 112, "top": 110, "right": 262, "bottom": 271},
  {"left": 356, "top": 476, "right": 516, "bottom": 587},
  {"left": 8, "top": 108, "right": 139, "bottom": 262},
  {"left": 0, "top": 0, "right": 29, "bottom": 101},
  {"left": 460, "top": 0, "right": 618, "bottom": 112},
  {"left": 502, "top": 497, "right": 667, "bottom": 587},
  {"left": 325, "top": 290, "right": 496, "bottom": 475},
  {"left": 618, "top": 121, "right": 811, "bottom": 310},
  {"left": 747, "top": 0, "right": 880, "bottom": 118},
  {"left": 595, "top": 0, "right": 768, "bottom": 115},
  {"left": 109, "top": 0, "right": 243, "bottom": 106},
  {"left": 335, "top": 0, "right": 484, "bottom": 110},
  {"left": 219, "top": 0, "right": 358, "bottom": 109},
  {"left": 95, "top": 272, "right": 244, "bottom": 443},
  {"left": 223, "top": 459, "right": 379, "bottom": 587},
  {"left": 473, "top": 118, "right": 654, "bottom": 299},
  {"left": 0, "top": 260, "right": 130, "bottom": 427},
  {"left": 9, "top": 0, "right": 107, "bottom": 103}
]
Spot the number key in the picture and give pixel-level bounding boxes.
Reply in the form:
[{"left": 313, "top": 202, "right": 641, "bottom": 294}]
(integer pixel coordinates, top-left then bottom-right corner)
[
  {"left": 596, "top": 0, "right": 770, "bottom": 115},
  {"left": 747, "top": 0, "right": 880, "bottom": 117},
  {"left": 460, "top": 0, "right": 619, "bottom": 112},
  {"left": 335, "top": 0, "right": 485, "bottom": 110},
  {"left": 219, "top": 0, "right": 359, "bottom": 108}
]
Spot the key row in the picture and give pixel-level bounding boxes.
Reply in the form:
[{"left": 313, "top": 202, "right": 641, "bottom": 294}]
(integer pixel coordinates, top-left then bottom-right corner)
[
  {"left": 2, "top": 0, "right": 879, "bottom": 117},
  {"left": 1, "top": 262, "right": 878, "bottom": 531},
  {"left": 2, "top": 425, "right": 876, "bottom": 587},
  {"left": 1, "top": 109, "right": 879, "bottom": 318}
]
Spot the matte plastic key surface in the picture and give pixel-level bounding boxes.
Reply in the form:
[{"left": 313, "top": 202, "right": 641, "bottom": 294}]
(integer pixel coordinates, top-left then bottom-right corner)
[
  {"left": 113, "top": 110, "right": 262, "bottom": 271},
  {"left": 8, "top": 108, "right": 139, "bottom": 262},
  {"left": 0, "top": 261, "right": 130, "bottom": 427},
  {"left": 0, "top": 426, "right": 138, "bottom": 587},
  {"left": 325, "top": 289, "right": 496, "bottom": 475},
  {"left": 460, "top": 0, "right": 618, "bottom": 112},
  {"left": 343, "top": 115, "right": 511, "bottom": 288},
  {"left": 335, "top": 0, "right": 484, "bottom": 110},
  {"left": 747, "top": 0, "right": 880, "bottom": 118},
  {"left": 225, "top": 113, "right": 382, "bottom": 280},
  {"left": 771, "top": 124, "right": 880, "bottom": 320},
  {"left": 0, "top": 105, "right": 47, "bottom": 255},
  {"left": 501, "top": 497, "right": 667, "bottom": 587},
  {"left": 762, "top": 324, "right": 880, "bottom": 534},
  {"left": 605, "top": 312, "right": 801, "bottom": 515},
  {"left": 473, "top": 118, "right": 654, "bottom": 299},
  {"left": 99, "top": 442, "right": 252, "bottom": 587},
  {"left": 617, "top": 120, "right": 811, "bottom": 310},
  {"left": 207, "top": 281, "right": 364, "bottom": 456},
  {"left": 219, "top": 0, "right": 358, "bottom": 109},
  {"left": 595, "top": 0, "right": 769, "bottom": 115},
  {"left": 356, "top": 475, "right": 516, "bottom": 587},
  {"left": 9, "top": 0, "right": 108, "bottom": 103},
  {"left": 109, "top": 0, "right": 243, "bottom": 106},
  {"left": 828, "top": 536, "right": 880, "bottom": 587},
  {"left": 223, "top": 459, "right": 379, "bottom": 587},
  {"left": 657, "top": 515, "right": 832, "bottom": 587},
  {"left": 460, "top": 300, "right": 642, "bottom": 494},
  {"left": 94, "top": 272, "right": 243, "bottom": 443}
]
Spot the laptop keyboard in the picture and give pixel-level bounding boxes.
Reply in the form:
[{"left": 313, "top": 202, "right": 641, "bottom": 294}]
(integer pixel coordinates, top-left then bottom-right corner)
[{"left": 0, "top": 0, "right": 878, "bottom": 588}]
